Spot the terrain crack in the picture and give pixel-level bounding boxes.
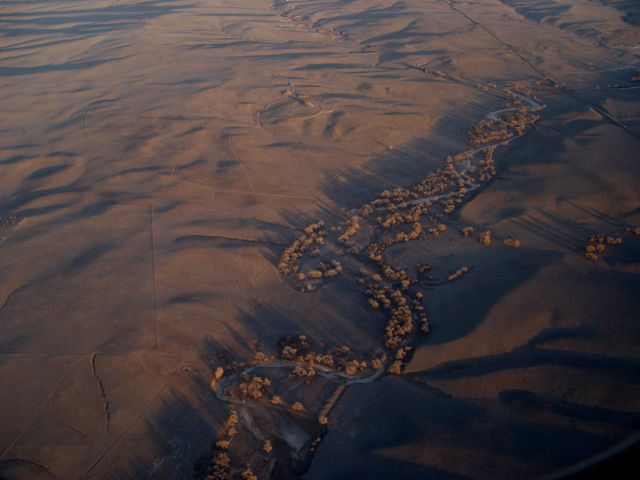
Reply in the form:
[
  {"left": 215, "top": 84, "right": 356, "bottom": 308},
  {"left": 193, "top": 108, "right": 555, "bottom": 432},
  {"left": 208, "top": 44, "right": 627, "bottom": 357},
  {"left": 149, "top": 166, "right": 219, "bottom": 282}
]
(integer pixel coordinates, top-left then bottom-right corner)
[{"left": 90, "top": 353, "right": 111, "bottom": 433}]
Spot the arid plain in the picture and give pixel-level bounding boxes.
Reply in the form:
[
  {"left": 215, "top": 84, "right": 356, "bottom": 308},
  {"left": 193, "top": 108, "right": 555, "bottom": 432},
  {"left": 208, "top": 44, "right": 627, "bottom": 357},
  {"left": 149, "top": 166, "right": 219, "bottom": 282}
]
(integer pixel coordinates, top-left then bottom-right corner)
[{"left": 1, "top": 0, "right": 640, "bottom": 479}]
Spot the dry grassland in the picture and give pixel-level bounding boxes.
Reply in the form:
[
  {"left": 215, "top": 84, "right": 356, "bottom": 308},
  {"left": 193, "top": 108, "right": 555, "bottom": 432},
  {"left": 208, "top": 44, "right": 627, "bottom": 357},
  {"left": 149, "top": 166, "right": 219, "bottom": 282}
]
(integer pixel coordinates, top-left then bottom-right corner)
[{"left": 1, "top": 0, "right": 639, "bottom": 479}]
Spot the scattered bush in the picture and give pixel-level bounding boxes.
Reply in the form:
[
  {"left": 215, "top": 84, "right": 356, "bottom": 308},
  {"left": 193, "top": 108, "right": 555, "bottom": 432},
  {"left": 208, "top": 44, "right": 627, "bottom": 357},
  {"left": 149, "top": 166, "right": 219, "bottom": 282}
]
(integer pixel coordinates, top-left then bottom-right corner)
[
  {"left": 387, "top": 360, "right": 402, "bottom": 375},
  {"left": 281, "top": 345, "right": 297, "bottom": 359},
  {"left": 207, "top": 452, "right": 230, "bottom": 480},
  {"left": 238, "top": 376, "right": 271, "bottom": 399},
  {"left": 290, "top": 366, "right": 315, "bottom": 378},
  {"left": 242, "top": 465, "right": 257, "bottom": 480},
  {"left": 447, "top": 267, "right": 469, "bottom": 281}
]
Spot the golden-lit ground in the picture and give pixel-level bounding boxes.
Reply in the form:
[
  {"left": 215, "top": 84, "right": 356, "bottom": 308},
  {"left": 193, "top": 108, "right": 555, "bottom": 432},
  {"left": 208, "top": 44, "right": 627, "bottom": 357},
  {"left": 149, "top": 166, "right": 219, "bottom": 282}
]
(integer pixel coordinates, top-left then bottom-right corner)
[{"left": 1, "top": 0, "right": 639, "bottom": 478}]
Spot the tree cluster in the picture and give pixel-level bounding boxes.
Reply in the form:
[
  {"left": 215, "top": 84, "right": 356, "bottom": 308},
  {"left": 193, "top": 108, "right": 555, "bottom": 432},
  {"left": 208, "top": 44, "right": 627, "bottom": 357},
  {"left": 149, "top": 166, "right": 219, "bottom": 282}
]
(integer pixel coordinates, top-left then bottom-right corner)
[
  {"left": 290, "top": 366, "right": 316, "bottom": 378},
  {"left": 448, "top": 267, "right": 469, "bottom": 281},
  {"left": 204, "top": 407, "right": 240, "bottom": 479},
  {"left": 338, "top": 216, "right": 360, "bottom": 245},
  {"left": 278, "top": 221, "right": 326, "bottom": 275},
  {"left": 238, "top": 376, "right": 271, "bottom": 400},
  {"left": 465, "top": 107, "right": 538, "bottom": 150}
]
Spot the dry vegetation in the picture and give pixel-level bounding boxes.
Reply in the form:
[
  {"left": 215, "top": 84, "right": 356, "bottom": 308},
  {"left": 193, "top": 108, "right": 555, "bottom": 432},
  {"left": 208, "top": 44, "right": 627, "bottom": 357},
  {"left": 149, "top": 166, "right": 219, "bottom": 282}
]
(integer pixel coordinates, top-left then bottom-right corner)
[
  {"left": 479, "top": 231, "right": 491, "bottom": 246},
  {"left": 503, "top": 238, "right": 521, "bottom": 248},
  {"left": 580, "top": 232, "right": 624, "bottom": 261},
  {"left": 205, "top": 91, "right": 541, "bottom": 478},
  {"left": 447, "top": 267, "right": 469, "bottom": 281},
  {"left": 272, "top": 92, "right": 540, "bottom": 375},
  {"left": 465, "top": 107, "right": 539, "bottom": 149},
  {"left": 4, "top": 0, "right": 640, "bottom": 477},
  {"left": 204, "top": 408, "right": 239, "bottom": 480}
]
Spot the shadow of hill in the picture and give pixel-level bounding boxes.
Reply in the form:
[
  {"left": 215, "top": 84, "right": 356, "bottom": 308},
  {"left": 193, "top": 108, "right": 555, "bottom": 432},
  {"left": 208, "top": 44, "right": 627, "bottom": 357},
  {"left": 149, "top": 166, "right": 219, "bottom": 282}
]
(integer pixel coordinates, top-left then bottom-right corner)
[
  {"left": 98, "top": 384, "right": 221, "bottom": 480},
  {"left": 423, "top": 247, "right": 563, "bottom": 346},
  {"left": 416, "top": 344, "right": 640, "bottom": 384},
  {"left": 0, "top": 0, "right": 188, "bottom": 37},
  {"left": 314, "top": 95, "right": 496, "bottom": 209}
]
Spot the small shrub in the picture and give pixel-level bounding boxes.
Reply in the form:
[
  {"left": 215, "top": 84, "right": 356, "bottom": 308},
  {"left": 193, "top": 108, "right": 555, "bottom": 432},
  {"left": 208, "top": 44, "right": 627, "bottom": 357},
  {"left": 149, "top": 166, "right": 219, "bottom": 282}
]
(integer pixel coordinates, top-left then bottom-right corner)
[
  {"left": 479, "top": 231, "right": 491, "bottom": 245},
  {"left": 461, "top": 227, "right": 474, "bottom": 237},
  {"left": 387, "top": 360, "right": 402, "bottom": 375},
  {"left": 242, "top": 465, "right": 257, "bottom": 480}
]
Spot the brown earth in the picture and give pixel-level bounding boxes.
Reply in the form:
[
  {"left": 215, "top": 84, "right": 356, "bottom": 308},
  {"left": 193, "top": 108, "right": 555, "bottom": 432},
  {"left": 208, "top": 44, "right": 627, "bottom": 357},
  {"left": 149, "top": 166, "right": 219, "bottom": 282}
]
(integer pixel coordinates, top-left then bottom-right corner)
[{"left": 1, "top": 0, "right": 639, "bottom": 479}]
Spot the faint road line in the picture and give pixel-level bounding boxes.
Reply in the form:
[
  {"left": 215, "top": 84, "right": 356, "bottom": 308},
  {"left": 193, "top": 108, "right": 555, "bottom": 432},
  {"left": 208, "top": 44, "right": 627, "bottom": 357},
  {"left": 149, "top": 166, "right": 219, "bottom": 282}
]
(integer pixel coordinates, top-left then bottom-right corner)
[
  {"left": 228, "top": 133, "right": 254, "bottom": 193},
  {"left": 319, "top": 384, "right": 345, "bottom": 419},
  {"left": 83, "top": 383, "right": 169, "bottom": 476},
  {"left": 150, "top": 205, "right": 159, "bottom": 349},
  {"left": 440, "top": 0, "right": 640, "bottom": 140},
  {"left": 0, "top": 356, "right": 86, "bottom": 460}
]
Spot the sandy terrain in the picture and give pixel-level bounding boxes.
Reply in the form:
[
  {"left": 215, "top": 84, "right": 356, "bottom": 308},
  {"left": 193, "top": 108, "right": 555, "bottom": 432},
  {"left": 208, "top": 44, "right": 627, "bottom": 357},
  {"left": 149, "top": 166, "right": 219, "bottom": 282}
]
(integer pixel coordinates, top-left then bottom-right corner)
[{"left": 1, "top": 0, "right": 639, "bottom": 479}]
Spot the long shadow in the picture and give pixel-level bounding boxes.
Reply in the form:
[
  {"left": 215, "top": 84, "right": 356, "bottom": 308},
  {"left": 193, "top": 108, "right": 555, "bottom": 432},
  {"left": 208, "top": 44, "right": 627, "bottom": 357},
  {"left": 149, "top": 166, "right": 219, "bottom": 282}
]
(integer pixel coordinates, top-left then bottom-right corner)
[
  {"left": 565, "top": 201, "right": 634, "bottom": 227},
  {"left": 497, "top": 0, "right": 571, "bottom": 23},
  {"left": 499, "top": 388, "right": 640, "bottom": 429},
  {"left": 414, "top": 341, "right": 640, "bottom": 384},
  {"left": 1, "top": 1, "right": 189, "bottom": 37},
  {"left": 102, "top": 386, "right": 220, "bottom": 480},
  {"left": 422, "top": 248, "right": 564, "bottom": 346},
  {"left": 512, "top": 210, "right": 593, "bottom": 251},
  {"left": 319, "top": 126, "right": 463, "bottom": 209},
  {"left": 5, "top": 185, "right": 86, "bottom": 213},
  {"left": 596, "top": 0, "right": 640, "bottom": 25},
  {"left": 311, "top": 374, "right": 627, "bottom": 479},
  {"left": 167, "top": 208, "right": 299, "bottom": 267},
  {"left": 0, "top": 57, "right": 129, "bottom": 77},
  {"left": 0, "top": 154, "right": 32, "bottom": 166}
]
